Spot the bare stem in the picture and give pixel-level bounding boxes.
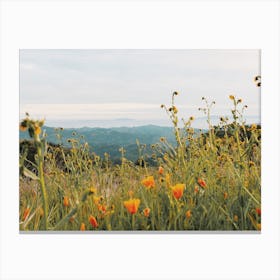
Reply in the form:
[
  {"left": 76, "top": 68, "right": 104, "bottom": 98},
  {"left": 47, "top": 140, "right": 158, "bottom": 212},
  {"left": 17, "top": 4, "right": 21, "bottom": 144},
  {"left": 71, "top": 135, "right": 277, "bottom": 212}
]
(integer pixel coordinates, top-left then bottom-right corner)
[{"left": 37, "top": 144, "right": 48, "bottom": 230}]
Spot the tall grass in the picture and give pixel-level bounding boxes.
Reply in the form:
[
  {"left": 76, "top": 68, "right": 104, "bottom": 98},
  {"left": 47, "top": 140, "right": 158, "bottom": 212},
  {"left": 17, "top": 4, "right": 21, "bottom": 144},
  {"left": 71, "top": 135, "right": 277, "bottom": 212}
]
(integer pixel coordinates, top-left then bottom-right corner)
[{"left": 19, "top": 94, "right": 261, "bottom": 231}]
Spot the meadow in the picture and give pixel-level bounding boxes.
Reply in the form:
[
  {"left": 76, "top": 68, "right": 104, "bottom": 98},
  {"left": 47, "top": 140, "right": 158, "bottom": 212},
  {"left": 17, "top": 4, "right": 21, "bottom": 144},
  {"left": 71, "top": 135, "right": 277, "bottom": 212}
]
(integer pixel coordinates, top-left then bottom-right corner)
[{"left": 19, "top": 93, "right": 261, "bottom": 231}]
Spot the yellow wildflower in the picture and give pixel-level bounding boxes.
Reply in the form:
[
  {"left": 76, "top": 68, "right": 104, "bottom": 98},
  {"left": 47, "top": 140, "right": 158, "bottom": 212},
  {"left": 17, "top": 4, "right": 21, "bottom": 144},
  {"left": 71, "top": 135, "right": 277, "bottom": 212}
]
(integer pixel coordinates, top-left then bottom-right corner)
[
  {"left": 34, "top": 126, "right": 41, "bottom": 135},
  {"left": 165, "top": 173, "right": 171, "bottom": 187}
]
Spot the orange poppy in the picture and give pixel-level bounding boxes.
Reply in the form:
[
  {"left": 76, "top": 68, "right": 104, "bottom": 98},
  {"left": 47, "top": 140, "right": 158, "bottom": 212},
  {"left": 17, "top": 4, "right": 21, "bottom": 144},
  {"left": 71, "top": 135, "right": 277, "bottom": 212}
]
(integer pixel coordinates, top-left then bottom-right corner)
[
  {"left": 63, "top": 196, "right": 69, "bottom": 207},
  {"left": 256, "top": 208, "right": 261, "bottom": 216},
  {"left": 158, "top": 166, "right": 164, "bottom": 175},
  {"left": 141, "top": 176, "right": 155, "bottom": 189},
  {"left": 97, "top": 204, "right": 107, "bottom": 213},
  {"left": 124, "top": 198, "right": 140, "bottom": 214},
  {"left": 197, "top": 178, "right": 207, "bottom": 188},
  {"left": 224, "top": 192, "right": 228, "bottom": 199},
  {"left": 171, "top": 184, "right": 185, "bottom": 200},
  {"left": 80, "top": 223, "right": 86, "bottom": 231},
  {"left": 185, "top": 210, "right": 192, "bottom": 219},
  {"left": 143, "top": 207, "right": 150, "bottom": 217},
  {"left": 89, "top": 215, "right": 98, "bottom": 228},
  {"left": 19, "top": 124, "right": 27, "bottom": 132}
]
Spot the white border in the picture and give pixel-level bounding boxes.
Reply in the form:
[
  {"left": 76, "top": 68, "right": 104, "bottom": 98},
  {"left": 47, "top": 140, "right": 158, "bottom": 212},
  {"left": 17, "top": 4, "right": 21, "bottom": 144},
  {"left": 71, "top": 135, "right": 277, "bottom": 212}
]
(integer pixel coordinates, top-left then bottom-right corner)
[{"left": 1, "top": 1, "right": 279, "bottom": 280}]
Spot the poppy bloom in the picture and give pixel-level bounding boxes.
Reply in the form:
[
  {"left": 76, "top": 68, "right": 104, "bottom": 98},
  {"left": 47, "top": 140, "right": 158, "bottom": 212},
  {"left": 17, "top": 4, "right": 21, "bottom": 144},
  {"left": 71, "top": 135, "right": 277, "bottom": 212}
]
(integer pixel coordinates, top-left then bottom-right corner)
[
  {"left": 22, "top": 208, "right": 30, "bottom": 221},
  {"left": 185, "top": 210, "right": 192, "bottom": 219},
  {"left": 256, "top": 208, "right": 261, "bottom": 216},
  {"left": 97, "top": 204, "right": 107, "bottom": 213},
  {"left": 141, "top": 176, "right": 155, "bottom": 189},
  {"left": 124, "top": 198, "right": 141, "bottom": 214},
  {"left": 197, "top": 178, "right": 207, "bottom": 188},
  {"left": 19, "top": 124, "right": 27, "bottom": 132},
  {"left": 158, "top": 166, "right": 164, "bottom": 175},
  {"left": 63, "top": 196, "right": 69, "bottom": 207},
  {"left": 143, "top": 207, "right": 150, "bottom": 217},
  {"left": 80, "top": 223, "right": 86, "bottom": 231},
  {"left": 89, "top": 215, "right": 98, "bottom": 228},
  {"left": 224, "top": 192, "right": 228, "bottom": 199},
  {"left": 194, "top": 185, "right": 199, "bottom": 194},
  {"left": 171, "top": 184, "right": 185, "bottom": 200}
]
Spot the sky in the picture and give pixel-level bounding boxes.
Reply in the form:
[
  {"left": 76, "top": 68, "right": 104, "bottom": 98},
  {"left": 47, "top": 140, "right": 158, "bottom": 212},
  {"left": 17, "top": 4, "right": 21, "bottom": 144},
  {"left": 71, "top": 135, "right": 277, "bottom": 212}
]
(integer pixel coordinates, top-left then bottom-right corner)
[{"left": 20, "top": 49, "right": 261, "bottom": 128}]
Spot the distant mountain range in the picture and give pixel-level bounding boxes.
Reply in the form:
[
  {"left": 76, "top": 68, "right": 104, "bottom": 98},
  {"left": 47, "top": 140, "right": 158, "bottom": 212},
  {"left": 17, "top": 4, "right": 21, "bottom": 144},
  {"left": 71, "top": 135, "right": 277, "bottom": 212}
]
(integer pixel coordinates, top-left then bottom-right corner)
[
  {"left": 32, "top": 115, "right": 261, "bottom": 129},
  {"left": 20, "top": 125, "right": 180, "bottom": 162},
  {"left": 19, "top": 114, "right": 260, "bottom": 163}
]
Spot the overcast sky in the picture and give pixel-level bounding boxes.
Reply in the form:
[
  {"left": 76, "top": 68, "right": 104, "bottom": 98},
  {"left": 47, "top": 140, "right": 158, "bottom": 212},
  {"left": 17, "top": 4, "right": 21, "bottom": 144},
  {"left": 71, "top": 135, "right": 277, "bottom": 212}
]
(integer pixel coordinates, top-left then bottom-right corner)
[{"left": 20, "top": 49, "right": 260, "bottom": 127}]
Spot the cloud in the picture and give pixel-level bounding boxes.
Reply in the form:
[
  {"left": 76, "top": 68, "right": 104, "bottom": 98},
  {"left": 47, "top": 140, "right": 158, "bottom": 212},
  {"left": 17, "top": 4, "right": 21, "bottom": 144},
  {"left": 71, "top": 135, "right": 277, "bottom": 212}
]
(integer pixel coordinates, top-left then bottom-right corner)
[
  {"left": 20, "top": 103, "right": 162, "bottom": 120},
  {"left": 19, "top": 49, "right": 261, "bottom": 126}
]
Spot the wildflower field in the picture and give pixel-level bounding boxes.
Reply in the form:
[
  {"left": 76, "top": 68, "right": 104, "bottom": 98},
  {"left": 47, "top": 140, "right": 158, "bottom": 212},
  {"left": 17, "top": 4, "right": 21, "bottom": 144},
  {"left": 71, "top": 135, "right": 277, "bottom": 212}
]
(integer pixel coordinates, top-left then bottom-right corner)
[{"left": 19, "top": 92, "right": 261, "bottom": 231}]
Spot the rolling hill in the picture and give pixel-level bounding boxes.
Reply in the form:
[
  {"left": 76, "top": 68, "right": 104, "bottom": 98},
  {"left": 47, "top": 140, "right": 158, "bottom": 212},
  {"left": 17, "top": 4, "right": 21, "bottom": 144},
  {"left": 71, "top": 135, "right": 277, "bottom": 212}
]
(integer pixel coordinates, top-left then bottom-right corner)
[{"left": 20, "top": 125, "right": 181, "bottom": 163}]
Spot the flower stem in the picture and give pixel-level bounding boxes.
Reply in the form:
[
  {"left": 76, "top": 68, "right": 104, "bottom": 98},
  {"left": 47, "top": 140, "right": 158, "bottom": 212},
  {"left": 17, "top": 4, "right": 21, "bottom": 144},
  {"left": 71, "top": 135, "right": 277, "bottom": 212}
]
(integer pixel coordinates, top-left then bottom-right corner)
[
  {"left": 37, "top": 144, "right": 48, "bottom": 230},
  {"left": 131, "top": 214, "right": 135, "bottom": 230}
]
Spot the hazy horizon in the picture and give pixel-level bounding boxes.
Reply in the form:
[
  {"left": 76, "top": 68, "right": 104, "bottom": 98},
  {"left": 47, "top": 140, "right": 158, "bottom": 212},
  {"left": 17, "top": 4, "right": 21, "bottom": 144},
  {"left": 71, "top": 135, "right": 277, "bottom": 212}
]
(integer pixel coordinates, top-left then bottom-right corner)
[{"left": 28, "top": 115, "right": 261, "bottom": 129}]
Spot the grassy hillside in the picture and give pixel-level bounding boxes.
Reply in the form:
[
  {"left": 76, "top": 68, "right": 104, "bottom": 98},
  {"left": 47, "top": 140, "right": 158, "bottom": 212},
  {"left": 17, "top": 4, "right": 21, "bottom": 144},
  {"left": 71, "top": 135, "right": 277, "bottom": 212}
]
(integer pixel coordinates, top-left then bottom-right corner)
[{"left": 19, "top": 94, "right": 261, "bottom": 231}]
